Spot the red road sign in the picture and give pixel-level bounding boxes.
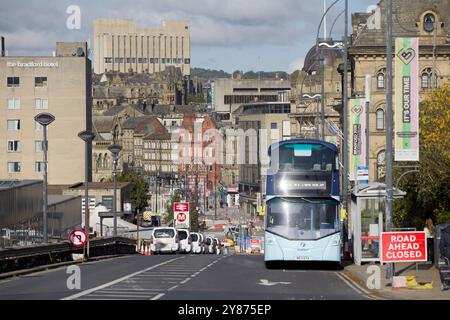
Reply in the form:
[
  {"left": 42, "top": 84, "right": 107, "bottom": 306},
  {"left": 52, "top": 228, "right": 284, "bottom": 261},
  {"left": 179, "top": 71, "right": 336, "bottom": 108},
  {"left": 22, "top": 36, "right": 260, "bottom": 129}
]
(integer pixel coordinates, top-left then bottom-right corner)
[
  {"left": 68, "top": 229, "right": 87, "bottom": 247},
  {"left": 174, "top": 202, "right": 189, "bottom": 227},
  {"left": 176, "top": 212, "right": 187, "bottom": 223},
  {"left": 380, "top": 231, "right": 427, "bottom": 263}
]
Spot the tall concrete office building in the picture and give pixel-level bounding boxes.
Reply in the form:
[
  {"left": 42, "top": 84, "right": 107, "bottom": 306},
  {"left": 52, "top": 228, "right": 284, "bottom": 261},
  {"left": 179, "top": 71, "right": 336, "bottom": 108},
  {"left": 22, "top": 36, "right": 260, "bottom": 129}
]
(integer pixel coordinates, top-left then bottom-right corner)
[
  {"left": 93, "top": 19, "right": 190, "bottom": 76},
  {"left": 0, "top": 41, "right": 92, "bottom": 185}
]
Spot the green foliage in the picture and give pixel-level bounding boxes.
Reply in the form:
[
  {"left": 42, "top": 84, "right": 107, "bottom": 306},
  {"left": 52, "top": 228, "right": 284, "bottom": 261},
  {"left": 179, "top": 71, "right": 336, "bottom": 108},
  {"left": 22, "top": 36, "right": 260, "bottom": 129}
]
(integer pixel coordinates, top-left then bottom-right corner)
[
  {"left": 191, "top": 68, "right": 231, "bottom": 79},
  {"left": 116, "top": 171, "right": 149, "bottom": 213},
  {"left": 394, "top": 83, "right": 450, "bottom": 227},
  {"left": 165, "top": 190, "right": 182, "bottom": 224}
]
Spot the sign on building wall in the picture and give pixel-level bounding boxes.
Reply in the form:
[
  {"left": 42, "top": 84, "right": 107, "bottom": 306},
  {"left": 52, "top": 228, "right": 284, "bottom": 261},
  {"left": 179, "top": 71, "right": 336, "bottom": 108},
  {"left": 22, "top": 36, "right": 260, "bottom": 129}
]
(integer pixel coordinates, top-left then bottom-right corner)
[
  {"left": 394, "top": 37, "right": 419, "bottom": 162},
  {"left": 211, "top": 81, "right": 216, "bottom": 111},
  {"left": 349, "top": 98, "right": 367, "bottom": 181}
]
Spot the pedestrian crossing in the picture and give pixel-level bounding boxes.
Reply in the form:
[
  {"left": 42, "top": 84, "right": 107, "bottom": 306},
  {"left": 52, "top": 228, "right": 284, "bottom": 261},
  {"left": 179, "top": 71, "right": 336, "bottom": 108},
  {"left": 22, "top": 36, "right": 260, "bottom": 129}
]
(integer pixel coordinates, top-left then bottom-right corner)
[{"left": 64, "top": 255, "right": 225, "bottom": 300}]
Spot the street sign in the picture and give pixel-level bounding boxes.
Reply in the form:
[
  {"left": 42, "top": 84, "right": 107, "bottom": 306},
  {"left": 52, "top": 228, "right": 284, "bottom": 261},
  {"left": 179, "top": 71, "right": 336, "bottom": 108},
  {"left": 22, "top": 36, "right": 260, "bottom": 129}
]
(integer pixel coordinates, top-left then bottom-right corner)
[
  {"left": 357, "top": 166, "right": 369, "bottom": 185},
  {"left": 68, "top": 229, "right": 87, "bottom": 247},
  {"left": 174, "top": 202, "right": 190, "bottom": 229},
  {"left": 380, "top": 231, "right": 427, "bottom": 263}
]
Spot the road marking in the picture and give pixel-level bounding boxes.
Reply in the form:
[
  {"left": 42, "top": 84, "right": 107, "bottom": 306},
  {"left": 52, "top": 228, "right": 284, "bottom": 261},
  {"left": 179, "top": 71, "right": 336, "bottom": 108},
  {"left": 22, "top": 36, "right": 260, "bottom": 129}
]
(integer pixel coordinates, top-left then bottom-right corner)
[
  {"left": 167, "top": 285, "right": 179, "bottom": 291},
  {"left": 335, "top": 272, "right": 385, "bottom": 300},
  {"left": 151, "top": 293, "right": 165, "bottom": 300},
  {"left": 180, "top": 277, "right": 191, "bottom": 284},
  {"left": 61, "top": 257, "right": 183, "bottom": 300},
  {"left": 258, "top": 279, "right": 291, "bottom": 286}
]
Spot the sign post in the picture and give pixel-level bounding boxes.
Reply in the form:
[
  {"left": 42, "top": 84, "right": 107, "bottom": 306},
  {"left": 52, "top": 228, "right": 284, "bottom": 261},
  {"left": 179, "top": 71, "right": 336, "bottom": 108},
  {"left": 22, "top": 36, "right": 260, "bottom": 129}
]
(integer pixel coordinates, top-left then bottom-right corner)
[{"left": 174, "top": 202, "right": 190, "bottom": 229}]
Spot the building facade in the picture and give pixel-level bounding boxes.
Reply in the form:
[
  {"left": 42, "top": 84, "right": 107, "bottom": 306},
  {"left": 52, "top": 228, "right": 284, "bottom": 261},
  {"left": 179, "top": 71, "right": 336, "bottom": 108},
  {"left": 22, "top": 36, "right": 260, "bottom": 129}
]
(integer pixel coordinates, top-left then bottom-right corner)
[
  {"left": 349, "top": 0, "right": 450, "bottom": 181},
  {"left": 93, "top": 19, "right": 190, "bottom": 76},
  {"left": 0, "top": 42, "right": 92, "bottom": 185},
  {"left": 212, "top": 78, "right": 292, "bottom": 122}
]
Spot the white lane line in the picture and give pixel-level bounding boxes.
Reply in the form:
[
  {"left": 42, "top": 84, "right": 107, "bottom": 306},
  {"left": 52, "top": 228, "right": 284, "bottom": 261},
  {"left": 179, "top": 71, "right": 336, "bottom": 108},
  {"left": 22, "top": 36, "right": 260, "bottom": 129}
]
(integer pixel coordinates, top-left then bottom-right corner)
[
  {"left": 88, "top": 293, "right": 151, "bottom": 298},
  {"left": 61, "top": 257, "right": 183, "bottom": 300},
  {"left": 167, "top": 285, "right": 179, "bottom": 291},
  {"left": 151, "top": 293, "right": 165, "bottom": 300},
  {"left": 180, "top": 277, "right": 191, "bottom": 284},
  {"left": 96, "top": 288, "right": 161, "bottom": 292}
]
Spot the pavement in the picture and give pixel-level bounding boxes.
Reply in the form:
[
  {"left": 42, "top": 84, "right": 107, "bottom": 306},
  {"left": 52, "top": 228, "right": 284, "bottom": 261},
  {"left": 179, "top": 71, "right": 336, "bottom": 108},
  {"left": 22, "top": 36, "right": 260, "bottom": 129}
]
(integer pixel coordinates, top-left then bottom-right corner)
[
  {"left": 343, "top": 261, "right": 450, "bottom": 300},
  {"left": 0, "top": 254, "right": 377, "bottom": 300}
]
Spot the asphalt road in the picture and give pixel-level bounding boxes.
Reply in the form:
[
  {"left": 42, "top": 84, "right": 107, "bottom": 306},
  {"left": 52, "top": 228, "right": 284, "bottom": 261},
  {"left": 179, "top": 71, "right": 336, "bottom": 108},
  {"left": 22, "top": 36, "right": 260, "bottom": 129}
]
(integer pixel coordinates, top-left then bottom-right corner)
[{"left": 0, "top": 254, "right": 372, "bottom": 300}]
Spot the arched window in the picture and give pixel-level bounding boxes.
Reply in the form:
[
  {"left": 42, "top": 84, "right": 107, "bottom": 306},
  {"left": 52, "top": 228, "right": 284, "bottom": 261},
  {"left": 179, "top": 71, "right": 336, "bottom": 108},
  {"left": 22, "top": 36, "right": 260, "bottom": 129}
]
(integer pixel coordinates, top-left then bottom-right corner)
[
  {"left": 103, "top": 153, "right": 109, "bottom": 169},
  {"left": 377, "top": 150, "right": 386, "bottom": 180},
  {"left": 377, "top": 68, "right": 386, "bottom": 89},
  {"left": 376, "top": 108, "right": 385, "bottom": 130},
  {"left": 421, "top": 68, "right": 436, "bottom": 89},
  {"left": 423, "top": 13, "right": 435, "bottom": 33}
]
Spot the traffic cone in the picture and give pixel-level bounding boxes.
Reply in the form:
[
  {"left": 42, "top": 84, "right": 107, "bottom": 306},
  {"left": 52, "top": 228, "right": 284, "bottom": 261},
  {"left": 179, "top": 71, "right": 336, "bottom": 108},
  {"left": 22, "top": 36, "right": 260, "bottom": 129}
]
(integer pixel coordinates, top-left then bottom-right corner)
[
  {"left": 140, "top": 241, "right": 145, "bottom": 255},
  {"left": 145, "top": 243, "right": 150, "bottom": 256}
]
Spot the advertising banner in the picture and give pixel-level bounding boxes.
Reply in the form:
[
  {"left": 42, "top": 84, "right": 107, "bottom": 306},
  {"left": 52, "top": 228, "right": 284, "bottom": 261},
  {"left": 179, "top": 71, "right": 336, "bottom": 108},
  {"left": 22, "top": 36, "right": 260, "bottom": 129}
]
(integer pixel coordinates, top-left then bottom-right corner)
[
  {"left": 349, "top": 98, "right": 367, "bottom": 181},
  {"left": 395, "top": 37, "right": 419, "bottom": 161}
]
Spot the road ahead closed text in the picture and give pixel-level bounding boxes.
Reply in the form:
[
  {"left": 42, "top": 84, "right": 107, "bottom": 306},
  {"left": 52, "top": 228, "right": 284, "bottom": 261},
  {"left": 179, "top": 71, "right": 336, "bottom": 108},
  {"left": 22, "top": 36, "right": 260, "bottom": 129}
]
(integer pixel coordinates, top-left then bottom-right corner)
[{"left": 381, "top": 231, "right": 427, "bottom": 263}]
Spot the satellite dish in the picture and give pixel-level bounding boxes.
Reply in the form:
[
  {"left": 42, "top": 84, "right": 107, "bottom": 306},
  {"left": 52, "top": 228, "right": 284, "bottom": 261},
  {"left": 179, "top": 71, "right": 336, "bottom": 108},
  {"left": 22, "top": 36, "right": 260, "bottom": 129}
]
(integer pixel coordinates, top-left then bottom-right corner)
[{"left": 76, "top": 47, "right": 85, "bottom": 57}]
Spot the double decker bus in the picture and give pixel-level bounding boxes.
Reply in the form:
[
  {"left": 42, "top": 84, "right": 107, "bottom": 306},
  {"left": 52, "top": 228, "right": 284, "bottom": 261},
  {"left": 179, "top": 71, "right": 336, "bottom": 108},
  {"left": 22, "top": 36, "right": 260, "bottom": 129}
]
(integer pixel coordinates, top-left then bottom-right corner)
[{"left": 264, "top": 139, "right": 341, "bottom": 267}]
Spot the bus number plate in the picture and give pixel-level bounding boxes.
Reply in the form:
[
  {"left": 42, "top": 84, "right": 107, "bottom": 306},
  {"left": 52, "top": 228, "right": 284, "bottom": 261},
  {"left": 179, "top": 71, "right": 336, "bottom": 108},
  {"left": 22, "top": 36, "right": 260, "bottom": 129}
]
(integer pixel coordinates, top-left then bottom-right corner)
[{"left": 296, "top": 256, "right": 312, "bottom": 261}]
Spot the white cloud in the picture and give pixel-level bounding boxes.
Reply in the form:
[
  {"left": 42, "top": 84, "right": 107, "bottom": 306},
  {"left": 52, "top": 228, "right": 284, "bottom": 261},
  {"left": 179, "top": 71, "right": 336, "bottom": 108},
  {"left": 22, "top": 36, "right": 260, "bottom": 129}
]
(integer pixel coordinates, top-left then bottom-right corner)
[{"left": 288, "top": 57, "right": 305, "bottom": 73}]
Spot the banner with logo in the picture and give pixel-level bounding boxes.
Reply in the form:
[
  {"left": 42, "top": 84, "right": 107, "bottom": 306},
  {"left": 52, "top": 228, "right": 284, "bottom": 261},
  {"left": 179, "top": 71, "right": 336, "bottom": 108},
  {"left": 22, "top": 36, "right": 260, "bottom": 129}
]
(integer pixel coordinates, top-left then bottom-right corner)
[
  {"left": 349, "top": 98, "right": 367, "bottom": 181},
  {"left": 395, "top": 37, "right": 419, "bottom": 161}
]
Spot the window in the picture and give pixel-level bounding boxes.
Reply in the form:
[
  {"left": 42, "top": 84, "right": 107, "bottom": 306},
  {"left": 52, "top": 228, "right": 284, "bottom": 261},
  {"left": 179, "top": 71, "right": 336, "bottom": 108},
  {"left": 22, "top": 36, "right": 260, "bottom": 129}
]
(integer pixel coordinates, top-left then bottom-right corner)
[
  {"left": 271, "top": 122, "right": 277, "bottom": 129},
  {"left": 376, "top": 108, "right": 385, "bottom": 130},
  {"left": 35, "top": 77, "right": 48, "bottom": 87},
  {"left": 104, "top": 57, "right": 113, "bottom": 63},
  {"left": 377, "top": 68, "right": 386, "bottom": 89},
  {"left": 7, "top": 140, "right": 20, "bottom": 152},
  {"left": 35, "top": 140, "right": 45, "bottom": 152},
  {"left": 7, "top": 162, "right": 21, "bottom": 173},
  {"left": 7, "top": 77, "right": 19, "bottom": 87},
  {"left": 184, "top": 58, "right": 190, "bottom": 64},
  {"left": 423, "top": 13, "right": 435, "bottom": 33},
  {"left": 7, "top": 98, "right": 20, "bottom": 109},
  {"left": 7, "top": 119, "right": 20, "bottom": 130},
  {"left": 126, "top": 58, "right": 136, "bottom": 63},
  {"left": 421, "top": 68, "right": 436, "bottom": 89},
  {"left": 35, "top": 98, "right": 48, "bottom": 109},
  {"left": 35, "top": 162, "right": 45, "bottom": 173},
  {"left": 377, "top": 150, "right": 386, "bottom": 180}
]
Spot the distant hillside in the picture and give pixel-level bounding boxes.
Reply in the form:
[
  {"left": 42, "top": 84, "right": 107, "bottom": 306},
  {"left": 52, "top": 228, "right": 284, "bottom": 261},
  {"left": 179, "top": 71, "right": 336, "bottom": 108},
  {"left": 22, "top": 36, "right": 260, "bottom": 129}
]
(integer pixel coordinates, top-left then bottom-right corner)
[
  {"left": 191, "top": 67, "right": 289, "bottom": 81},
  {"left": 191, "top": 68, "right": 231, "bottom": 79}
]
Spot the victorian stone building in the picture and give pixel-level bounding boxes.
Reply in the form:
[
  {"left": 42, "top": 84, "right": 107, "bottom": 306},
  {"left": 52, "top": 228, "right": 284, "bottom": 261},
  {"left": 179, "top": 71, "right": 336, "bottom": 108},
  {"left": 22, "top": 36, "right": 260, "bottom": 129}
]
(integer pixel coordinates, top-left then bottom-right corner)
[{"left": 349, "top": 0, "right": 450, "bottom": 181}]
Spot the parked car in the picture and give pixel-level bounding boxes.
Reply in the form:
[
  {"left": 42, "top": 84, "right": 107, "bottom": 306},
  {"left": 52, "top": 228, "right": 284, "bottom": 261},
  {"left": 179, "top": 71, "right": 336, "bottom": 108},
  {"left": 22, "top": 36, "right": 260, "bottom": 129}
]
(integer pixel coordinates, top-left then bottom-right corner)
[
  {"left": 205, "top": 236, "right": 216, "bottom": 254},
  {"left": 177, "top": 229, "right": 192, "bottom": 253},
  {"left": 150, "top": 227, "right": 179, "bottom": 254},
  {"left": 190, "top": 232, "right": 204, "bottom": 254}
]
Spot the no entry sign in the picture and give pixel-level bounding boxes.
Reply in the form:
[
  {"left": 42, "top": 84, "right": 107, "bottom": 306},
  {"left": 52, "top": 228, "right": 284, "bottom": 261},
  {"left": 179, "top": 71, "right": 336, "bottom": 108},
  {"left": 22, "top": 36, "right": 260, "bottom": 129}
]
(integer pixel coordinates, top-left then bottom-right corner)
[
  {"left": 380, "top": 231, "right": 427, "bottom": 263},
  {"left": 68, "top": 229, "right": 87, "bottom": 247}
]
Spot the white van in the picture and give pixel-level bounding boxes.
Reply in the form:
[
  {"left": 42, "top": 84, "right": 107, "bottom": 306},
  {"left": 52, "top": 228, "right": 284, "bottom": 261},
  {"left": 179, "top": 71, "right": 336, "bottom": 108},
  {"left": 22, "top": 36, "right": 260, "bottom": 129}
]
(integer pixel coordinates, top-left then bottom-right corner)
[
  {"left": 205, "top": 236, "right": 216, "bottom": 254},
  {"left": 150, "top": 227, "right": 179, "bottom": 254},
  {"left": 190, "top": 232, "right": 204, "bottom": 254},
  {"left": 177, "top": 229, "right": 192, "bottom": 253}
]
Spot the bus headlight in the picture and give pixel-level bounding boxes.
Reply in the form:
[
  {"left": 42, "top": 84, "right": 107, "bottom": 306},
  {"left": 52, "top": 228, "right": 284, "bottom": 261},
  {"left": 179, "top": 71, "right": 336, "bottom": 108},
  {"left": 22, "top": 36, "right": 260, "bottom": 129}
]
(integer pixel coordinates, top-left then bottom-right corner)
[{"left": 329, "top": 234, "right": 341, "bottom": 246}]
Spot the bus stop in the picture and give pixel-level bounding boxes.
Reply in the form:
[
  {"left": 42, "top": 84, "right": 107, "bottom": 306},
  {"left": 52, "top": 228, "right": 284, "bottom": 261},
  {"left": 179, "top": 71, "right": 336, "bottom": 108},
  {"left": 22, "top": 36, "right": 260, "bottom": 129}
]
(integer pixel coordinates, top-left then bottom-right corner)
[{"left": 350, "top": 182, "right": 406, "bottom": 265}]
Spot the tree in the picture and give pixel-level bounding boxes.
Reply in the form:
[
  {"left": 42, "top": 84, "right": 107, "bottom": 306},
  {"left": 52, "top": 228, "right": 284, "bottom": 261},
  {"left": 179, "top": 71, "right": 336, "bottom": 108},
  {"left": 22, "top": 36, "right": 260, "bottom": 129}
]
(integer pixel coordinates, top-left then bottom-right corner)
[
  {"left": 165, "top": 189, "right": 182, "bottom": 225},
  {"left": 394, "top": 83, "right": 450, "bottom": 227},
  {"left": 115, "top": 171, "right": 149, "bottom": 215}
]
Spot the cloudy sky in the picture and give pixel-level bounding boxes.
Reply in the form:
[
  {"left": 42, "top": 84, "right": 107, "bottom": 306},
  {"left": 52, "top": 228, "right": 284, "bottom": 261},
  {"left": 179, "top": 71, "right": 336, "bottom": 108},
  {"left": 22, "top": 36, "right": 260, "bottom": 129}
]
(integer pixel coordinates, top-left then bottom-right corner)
[{"left": 0, "top": 0, "right": 378, "bottom": 73}]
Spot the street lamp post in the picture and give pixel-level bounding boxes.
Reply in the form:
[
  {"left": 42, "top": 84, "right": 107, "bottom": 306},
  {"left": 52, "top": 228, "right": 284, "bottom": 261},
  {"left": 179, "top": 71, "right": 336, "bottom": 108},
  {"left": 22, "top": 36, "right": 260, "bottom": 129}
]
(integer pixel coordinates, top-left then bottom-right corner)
[
  {"left": 108, "top": 143, "right": 122, "bottom": 237},
  {"left": 34, "top": 113, "right": 55, "bottom": 243},
  {"left": 78, "top": 130, "right": 95, "bottom": 256}
]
